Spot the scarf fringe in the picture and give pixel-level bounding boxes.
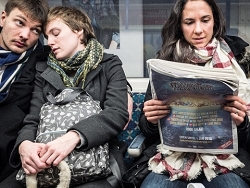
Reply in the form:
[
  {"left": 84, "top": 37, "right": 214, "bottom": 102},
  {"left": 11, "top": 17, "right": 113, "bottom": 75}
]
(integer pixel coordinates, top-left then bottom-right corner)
[
  {"left": 149, "top": 37, "right": 249, "bottom": 182},
  {"left": 149, "top": 144, "right": 245, "bottom": 182}
]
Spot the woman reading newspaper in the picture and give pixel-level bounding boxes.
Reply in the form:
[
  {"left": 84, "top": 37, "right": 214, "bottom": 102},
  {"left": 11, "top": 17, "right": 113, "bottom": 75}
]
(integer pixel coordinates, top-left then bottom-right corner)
[{"left": 139, "top": 0, "right": 250, "bottom": 188}]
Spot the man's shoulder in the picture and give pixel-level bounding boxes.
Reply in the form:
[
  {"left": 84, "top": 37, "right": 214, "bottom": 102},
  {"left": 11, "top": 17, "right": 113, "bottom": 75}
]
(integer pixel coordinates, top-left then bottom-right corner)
[
  {"left": 28, "top": 45, "right": 50, "bottom": 70},
  {"left": 24, "top": 45, "right": 50, "bottom": 67},
  {"left": 30, "top": 45, "right": 50, "bottom": 59}
]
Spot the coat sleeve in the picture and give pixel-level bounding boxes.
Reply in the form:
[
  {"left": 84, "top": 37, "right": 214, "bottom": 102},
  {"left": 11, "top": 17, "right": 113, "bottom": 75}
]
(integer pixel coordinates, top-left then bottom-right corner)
[
  {"left": 9, "top": 61, "right": 49, "bottom": 168},
  {"left": 138, "top": 82, "right": 159, "bottom": 143}
]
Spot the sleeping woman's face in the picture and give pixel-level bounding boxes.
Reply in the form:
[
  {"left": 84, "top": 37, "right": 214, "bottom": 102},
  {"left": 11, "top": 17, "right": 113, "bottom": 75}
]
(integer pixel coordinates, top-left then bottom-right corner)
[
  {"left": 181, "top": 0, "right": 214, "bottom": 48},
  {"left": 45, "top": 18, "right": 84, "bottom": 60}
]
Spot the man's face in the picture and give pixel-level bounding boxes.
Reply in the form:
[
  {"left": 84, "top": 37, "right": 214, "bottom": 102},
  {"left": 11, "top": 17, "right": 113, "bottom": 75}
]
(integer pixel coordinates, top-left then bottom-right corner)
[{"left": 0, "top": 8, "right": 42, "bottom": 53}]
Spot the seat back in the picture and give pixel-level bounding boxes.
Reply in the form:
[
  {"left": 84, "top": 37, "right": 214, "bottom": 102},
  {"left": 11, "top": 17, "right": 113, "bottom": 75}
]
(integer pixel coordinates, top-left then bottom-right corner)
[{"left": 118, "top": 92, "right": 145, "bottom": 165}]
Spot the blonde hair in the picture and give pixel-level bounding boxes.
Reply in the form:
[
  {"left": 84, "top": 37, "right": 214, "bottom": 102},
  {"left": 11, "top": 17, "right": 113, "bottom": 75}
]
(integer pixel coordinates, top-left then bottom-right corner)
[{"left": 45, "top": 6, "right": 96, "bottom": 45}]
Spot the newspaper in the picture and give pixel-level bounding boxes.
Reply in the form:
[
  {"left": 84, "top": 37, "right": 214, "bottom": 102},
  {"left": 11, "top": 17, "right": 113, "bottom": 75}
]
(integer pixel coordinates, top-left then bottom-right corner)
[{"left": 147, "top": 59, "right": 239, "bottom": 154}]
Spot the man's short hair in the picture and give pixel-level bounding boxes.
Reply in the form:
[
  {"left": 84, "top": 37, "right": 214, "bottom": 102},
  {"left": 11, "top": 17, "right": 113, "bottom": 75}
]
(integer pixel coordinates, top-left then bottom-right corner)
[{"left": 4, "top": 0, "right": 49, "bottom": 27}]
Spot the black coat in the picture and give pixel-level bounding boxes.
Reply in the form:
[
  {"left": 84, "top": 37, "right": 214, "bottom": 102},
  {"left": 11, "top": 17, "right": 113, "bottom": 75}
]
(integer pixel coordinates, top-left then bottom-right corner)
[
  {"left": 0, "top": 46, "right": 50, "bottom": 182},
  {"left": 9, "top": 52, "right": 129, "bottom": 169},
  {"left": 7, "top": 52, "right": 128, "bottom": 188}
]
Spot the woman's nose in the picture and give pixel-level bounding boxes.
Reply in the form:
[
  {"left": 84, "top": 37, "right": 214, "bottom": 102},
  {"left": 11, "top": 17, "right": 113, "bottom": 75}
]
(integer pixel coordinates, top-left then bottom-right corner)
[
  {"left": 194, "top": 23, "right": 203, "bottom": 34},
  {"left": 47, "top": 37, "right": 54, "bottom": 46}
]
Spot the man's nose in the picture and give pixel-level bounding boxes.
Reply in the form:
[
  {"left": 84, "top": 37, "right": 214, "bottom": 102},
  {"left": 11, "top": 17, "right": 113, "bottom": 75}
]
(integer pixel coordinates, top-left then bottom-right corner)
[{"left": 19, "top": 28, "right": 30, "bottom": 39}]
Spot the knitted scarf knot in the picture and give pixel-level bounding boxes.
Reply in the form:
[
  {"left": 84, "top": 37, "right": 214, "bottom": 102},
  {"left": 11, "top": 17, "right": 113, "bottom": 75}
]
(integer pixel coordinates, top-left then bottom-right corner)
[
  {"left": 190, "top": 37, "right": 234, "bottom": 68},
  {"left": 47, "top": 38, "right": 103, "bottom": 88}
]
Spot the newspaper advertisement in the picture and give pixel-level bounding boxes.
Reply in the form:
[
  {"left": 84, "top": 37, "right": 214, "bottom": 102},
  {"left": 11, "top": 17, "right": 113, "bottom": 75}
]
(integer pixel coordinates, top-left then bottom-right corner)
[{"left": 147, "top": 59, "right": 239, "bottom": 154}]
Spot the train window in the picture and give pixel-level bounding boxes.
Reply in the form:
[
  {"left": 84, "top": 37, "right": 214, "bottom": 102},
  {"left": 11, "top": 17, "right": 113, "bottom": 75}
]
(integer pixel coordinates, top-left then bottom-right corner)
[{"left": 47, "top": 0, "right": 250, "bottom": 80}]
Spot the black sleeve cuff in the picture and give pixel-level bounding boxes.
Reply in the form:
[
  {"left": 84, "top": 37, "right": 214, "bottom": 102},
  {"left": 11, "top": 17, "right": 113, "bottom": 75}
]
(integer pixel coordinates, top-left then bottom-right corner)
[
  {"left": 237, "top": 115, "right": 250, "bottom": 146},
  {"left": 237, "top": 115, "right": 250, "bottom": 133}
]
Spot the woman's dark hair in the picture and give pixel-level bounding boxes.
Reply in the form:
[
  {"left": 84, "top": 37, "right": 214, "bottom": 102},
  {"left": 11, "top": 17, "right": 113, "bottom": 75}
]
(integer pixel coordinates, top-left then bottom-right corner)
[{"left": 157, "top": 0, "right": 226, "bottom": 62}]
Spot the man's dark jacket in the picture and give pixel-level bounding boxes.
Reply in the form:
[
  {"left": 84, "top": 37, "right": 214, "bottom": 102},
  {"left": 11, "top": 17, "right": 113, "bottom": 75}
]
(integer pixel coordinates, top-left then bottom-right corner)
[{"left": 0, "top": 46, "right": 50, "bottom": 182}]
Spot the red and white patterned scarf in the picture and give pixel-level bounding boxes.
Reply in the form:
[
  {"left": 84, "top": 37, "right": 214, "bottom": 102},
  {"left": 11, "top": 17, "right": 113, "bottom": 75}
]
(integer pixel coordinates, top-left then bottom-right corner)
[
  {"left": 148, "top": 37, "right": 250, "bottom": 182},
  {"left": 200, "top": 38, "right": 250, "bottom": 113},
  {"left": 191, "top": 37, "right": 233, "bottom": 68},
  {"left": 178, "top": 37, "right": 250, "bottom": 113},
  {"left": 148, "top": 145, "right": 244, "bottom": 182}
]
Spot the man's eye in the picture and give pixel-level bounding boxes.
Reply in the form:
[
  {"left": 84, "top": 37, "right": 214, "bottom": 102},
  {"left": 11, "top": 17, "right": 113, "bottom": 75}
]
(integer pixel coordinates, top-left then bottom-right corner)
[
  {"left": 16, "top": 20, "right": 23, "bottom": 26},
  {"left": 32, "top": 29, "right": 41, "bottom": 35}
]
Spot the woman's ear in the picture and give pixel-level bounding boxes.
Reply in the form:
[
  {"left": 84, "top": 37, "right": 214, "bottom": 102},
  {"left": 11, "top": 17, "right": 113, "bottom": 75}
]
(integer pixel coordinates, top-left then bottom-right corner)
[
  {"left": 76, "top": 29, "right": 84, "bottom": 44},
  {"left": 77, "top": 29, "right": 84, "bottom": 37}
]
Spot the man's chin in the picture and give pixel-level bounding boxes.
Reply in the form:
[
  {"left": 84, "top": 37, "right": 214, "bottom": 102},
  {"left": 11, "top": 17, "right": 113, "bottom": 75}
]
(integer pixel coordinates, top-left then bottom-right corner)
[{"left": 10, "top": 46, "right": 27, "bottom": 54}]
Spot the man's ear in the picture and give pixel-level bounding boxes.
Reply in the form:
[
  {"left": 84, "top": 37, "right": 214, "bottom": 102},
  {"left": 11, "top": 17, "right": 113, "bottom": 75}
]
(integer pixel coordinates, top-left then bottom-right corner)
[{"left": 0, "top": 11, "right": 7, "bottom": 27}]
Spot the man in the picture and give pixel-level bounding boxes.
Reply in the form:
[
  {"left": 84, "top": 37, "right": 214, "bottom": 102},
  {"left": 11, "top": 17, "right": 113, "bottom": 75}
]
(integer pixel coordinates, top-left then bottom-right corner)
[{"left": 0, "top": 0, "right": 49, "bottom": 183}]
